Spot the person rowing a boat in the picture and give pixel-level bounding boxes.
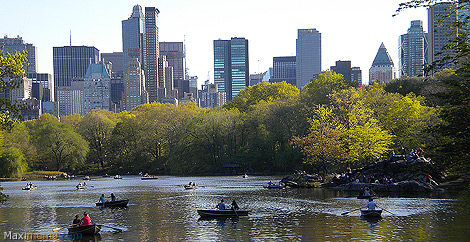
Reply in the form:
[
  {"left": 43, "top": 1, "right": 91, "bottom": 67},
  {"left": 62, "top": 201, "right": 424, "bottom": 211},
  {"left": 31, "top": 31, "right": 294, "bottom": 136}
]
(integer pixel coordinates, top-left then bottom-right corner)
[
  {"left": 366, "top": 198, "right": 377, "bottom": 210},
  {"left": 99, "top": 194, "right": 106, "bottom": 203},
  {"left": 231, "top": 200, "right": 239, "bottom": 210},
  {"left": 81, "top": 212, "right": 91, "bottom": 225},
  {"left": 216, "top": 199, "right": 226, "bottom": 210},
  {"left": 72, "top": 215, "right": 80, "bottom": 227}
]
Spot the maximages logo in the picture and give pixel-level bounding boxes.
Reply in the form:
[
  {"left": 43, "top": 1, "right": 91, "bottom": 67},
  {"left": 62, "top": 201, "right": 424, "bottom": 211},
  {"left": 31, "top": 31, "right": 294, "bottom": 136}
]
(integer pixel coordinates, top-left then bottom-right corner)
[{"left": 3, "top": 231, "right": 82, "bottom": 240}]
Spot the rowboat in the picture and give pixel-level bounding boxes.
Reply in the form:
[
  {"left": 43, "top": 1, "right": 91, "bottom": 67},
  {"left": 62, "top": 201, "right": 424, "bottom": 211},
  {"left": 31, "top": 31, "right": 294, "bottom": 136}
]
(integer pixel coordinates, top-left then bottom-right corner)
[
  {"left": 76, "top": 185, "right": 87, "bottom": 190},
  {"left": 22, "top": 186, "right": 37, "bottom": 190},
  {"left": 141, "top": 176, "right": 158, "bottom": 180},
  {"left": 184, "top": 185, "right": 197, "bottom": 190},
  {"left": 114, "top": 175, "right": 122, "bottom": 179},
  {"left": 263, "top": 184, "right": 284, "bottom": 189},
  {"left": 360, "top": 209, "right": 382, "bottom": 217},
  {"left": 67, "top": 224, "right": 101, "bottom": 235},
  {"left": 357, "top": 195, "right": 375, "bottom": 199},
  {"left": 197, "top": 209, "right": 249, "bottom": 217},
  {"left": 95, "top": 199, "right": 129, "bottom": 207}
]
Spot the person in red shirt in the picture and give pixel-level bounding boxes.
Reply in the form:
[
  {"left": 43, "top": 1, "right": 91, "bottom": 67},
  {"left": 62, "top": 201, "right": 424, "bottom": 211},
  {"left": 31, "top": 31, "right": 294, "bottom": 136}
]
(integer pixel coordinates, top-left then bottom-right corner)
[{"left": 81, "top": 212, "right": 91, "bottom": 225}]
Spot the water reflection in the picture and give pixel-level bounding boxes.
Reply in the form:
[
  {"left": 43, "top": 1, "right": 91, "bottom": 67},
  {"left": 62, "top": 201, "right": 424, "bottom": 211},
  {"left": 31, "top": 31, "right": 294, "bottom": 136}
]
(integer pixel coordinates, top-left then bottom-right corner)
[
  {"left": 0, "top": 176, "right": 469, "bottom": 241},
  {"left": 360, "top": 216, "right": 382, "bottom": 229}
]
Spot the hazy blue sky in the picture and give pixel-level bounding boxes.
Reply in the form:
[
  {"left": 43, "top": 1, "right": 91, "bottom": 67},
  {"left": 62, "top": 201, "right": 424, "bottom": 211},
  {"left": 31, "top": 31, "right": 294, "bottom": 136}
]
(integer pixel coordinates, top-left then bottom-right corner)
[{"left": 1, "top": 0, "right": 426, "bottom": 85}]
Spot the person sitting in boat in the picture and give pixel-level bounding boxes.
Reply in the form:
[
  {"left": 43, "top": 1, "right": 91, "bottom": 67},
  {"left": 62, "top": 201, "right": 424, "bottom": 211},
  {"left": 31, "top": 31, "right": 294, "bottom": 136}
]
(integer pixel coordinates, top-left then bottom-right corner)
[
  {"left": 99, "top": 194, "right": 106, "bottom": 203},
  {"left": 81, "top": 212, "right": 91, "bottom": 225},
  {"left": 366, "top": 198, "right": 377, "bottom": 210},
  {"left": 83, "top": 182, "right": 87, "bottom": 186},
  {"left": 109, "top": 193, "right": 116, "bottom": 202},
  {"left": 231, "top": 200, "right": 239, "bottom": 210},
  {"left": 368, "top": 187, "right": 375, "bottom": 196},
  {"left": 216, "top": 199, "right": 226, "bottom": 210},
  {"left": 364, "top": 187, "right": 371, "bottom": 196},
  {"left": 72, "top": 215, "right": 80, "bottom": 226}
]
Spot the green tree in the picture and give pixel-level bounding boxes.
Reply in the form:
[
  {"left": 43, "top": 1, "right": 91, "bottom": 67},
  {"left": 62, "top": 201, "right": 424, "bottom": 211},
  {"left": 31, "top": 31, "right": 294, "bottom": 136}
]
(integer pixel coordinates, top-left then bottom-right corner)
[
  {"left": 0, "top": 47, "right": 28, "bottom": 130},
  {"left": 77, "top": 110, "right": 116, "bottom": 171},
  {"left": 3, "top": 122, "right": 37, "bottom": 169},
  {"left": 0, "top": 147, "right": 27, "bottom": 178},
  {"left": 224, "top": 81, "right": 299, "bottom": 112},
  {"left": 300, "top": 70, "right": 356, "bottom": 107},
  {"left": 292, "top": 105, "right": 346, "bottom": 179},
  {"left": 27, "top": 114, "right": 88, "bottom": 171}
]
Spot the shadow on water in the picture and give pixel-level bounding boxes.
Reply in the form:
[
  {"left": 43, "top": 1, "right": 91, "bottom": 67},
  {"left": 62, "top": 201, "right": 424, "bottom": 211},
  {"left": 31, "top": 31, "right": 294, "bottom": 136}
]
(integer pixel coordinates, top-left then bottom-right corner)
[{"left": 360, "top": 216, "right": 382, "bottom": 229}]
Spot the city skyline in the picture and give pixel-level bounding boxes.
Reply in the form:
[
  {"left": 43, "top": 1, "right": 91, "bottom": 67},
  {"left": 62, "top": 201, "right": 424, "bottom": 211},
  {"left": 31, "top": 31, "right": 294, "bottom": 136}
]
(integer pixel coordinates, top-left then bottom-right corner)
[{"left": 1, "top": 0, "right": 427, "bottom": 86}]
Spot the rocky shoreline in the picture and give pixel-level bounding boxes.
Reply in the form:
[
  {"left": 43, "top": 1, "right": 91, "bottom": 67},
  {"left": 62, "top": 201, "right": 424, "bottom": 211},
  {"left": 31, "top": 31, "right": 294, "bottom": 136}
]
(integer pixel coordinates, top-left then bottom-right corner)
[{"left": 281, "top": 155, "right": 468, "bottom": 192}]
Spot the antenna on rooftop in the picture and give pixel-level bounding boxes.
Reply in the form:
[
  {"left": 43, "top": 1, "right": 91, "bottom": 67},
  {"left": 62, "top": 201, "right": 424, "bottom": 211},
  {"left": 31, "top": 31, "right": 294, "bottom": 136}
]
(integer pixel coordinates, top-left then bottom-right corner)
[{"left": 69, "top": 29, "right": 72, "bottom": 46}]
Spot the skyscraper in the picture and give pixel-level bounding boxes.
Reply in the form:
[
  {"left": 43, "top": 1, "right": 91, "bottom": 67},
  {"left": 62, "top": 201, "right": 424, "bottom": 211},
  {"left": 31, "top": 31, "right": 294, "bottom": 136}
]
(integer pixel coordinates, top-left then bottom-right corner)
[
  {"left": 144, "top": 7, "right": 160, "bottom": 103},
  {"left": 399, "top": 20, "right": 428, "bottom": 77},
  {"left": 0, "top": 35, "right": 37, "bottom": 74},
  {"left": 428, "top": 2, "right": 457, "bottom": 71},
  {"left": 83, "top": 63, "right": 111, "bottom": 114},
  {"left": 330, "top": 60, "right": 352, "bottom": 81},
  {"left": 160, "top": 42, "right": 185, "bottom": 98},
  {"left": 296, "top": 28, "right": 321, "bottom": 89},
  {"left": 270, "top": 56, "right": 296, "bottom": 86},
  {"left": 53, "top": 46, "right": 99, "bottom": 116},
  {"left": 122, "top": 5, "right": 144, "bottom": 72},
  {"left": 213, "top": 37, "right": 249, "bottom": 101},
  {"left": 122, "top": 58, "right": 147, "bottom": 111},
  {"left": 369, "top": 43, "right": 396, "bottom": 84}
]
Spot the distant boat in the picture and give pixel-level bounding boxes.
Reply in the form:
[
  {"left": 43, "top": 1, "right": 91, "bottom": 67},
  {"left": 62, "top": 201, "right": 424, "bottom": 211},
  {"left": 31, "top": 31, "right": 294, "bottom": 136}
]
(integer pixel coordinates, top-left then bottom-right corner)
[
  {"left": 95, "top": 199, "right": 129, "bottom": 207},
  {"left": 357, "top": 195, "right": 375, "bottom": 199},
  {"left": 22, "top": 186, "right": 37, "bottom": 191},
  {"left": 360, "top": 209, "right": 382, "bottom": 218},
  {"left": 83, "top": 176, "right": 91, "bottom": 180},
  {"left": 114, "top": 175, "right": 122, "bottom": 179},
  {"left": 242, "top": 174, "right": 248, "bottom": 178},
  {"left": 67, "top": 224, "right": 101, "bottom": 235},
  {"left": 263, "top": 184, "right": 284, "bottom": 189},
  {"left": 141, "top": 176, "right": 158, "bottom": 180},
  {"left": 197, "top": 209, "right": 249, "bottom": 217},
  {"left": 184, "top": 184, "right": 197, "bottom": 190},
  {"left": 76, "top": 185, "right": 87, "bottom": 190},
  {"left": 102, "top": 174, "right": 110, "bottom": 177}
]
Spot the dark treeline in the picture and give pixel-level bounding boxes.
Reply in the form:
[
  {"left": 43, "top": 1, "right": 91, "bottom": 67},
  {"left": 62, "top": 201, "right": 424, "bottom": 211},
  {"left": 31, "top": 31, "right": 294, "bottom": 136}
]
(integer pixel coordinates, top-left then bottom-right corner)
[{"left": 2, "top": 69, "right": 468, "bottom": 178}]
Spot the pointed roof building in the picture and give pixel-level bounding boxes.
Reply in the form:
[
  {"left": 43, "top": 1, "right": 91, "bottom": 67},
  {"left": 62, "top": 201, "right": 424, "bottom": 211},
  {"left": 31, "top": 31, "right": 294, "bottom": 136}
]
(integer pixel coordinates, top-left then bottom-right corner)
[{"left": 369, "top": 43, "right": 396, "bottom": 84}]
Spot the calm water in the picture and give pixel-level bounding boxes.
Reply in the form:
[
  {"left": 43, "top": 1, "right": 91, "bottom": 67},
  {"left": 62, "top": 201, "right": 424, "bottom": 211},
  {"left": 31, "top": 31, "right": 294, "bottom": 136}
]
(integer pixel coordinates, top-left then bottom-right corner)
[{"left": 0, "top": 176, "right": 469, "bottom": 241}]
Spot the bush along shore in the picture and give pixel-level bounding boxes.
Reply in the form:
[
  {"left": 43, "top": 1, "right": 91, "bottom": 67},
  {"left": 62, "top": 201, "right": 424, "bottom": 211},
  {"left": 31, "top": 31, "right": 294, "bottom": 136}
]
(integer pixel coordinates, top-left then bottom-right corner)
[{"left": 281, "top": 155, "right": 469, "bottom": 192}]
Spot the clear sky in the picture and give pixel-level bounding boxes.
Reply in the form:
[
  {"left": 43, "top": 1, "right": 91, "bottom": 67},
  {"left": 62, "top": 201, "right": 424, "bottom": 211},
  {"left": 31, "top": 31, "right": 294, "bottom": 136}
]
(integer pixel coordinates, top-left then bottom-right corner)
[{"left": 1, "top": 0, "right": 427, "bottom": 87}]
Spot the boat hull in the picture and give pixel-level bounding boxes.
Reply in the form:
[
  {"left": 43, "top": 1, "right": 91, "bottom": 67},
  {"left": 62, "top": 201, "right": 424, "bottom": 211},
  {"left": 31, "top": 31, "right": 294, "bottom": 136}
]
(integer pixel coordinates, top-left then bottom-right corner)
[
  {"left": 263, "top": 185, "right": 284, "bottom": 189},
  {"left": 67, "top": 224, "right": 101, "bottom": 235},
  {"left": 184, "top": 185, "right": 197, "bottom": 190},
  {"left": 95, "top": 199, "right": 129, "bottom": 207},
  {"left": 357, "top": 195, "right": 375, "bottom": 199},
  {"left": 197, "top": 209, "right": 249, "bottom": 217},
  {"left": 141, "top": 177, "right": 158, "bottom": 180},
  {"left": 360, "top": 209, "right": 382, "bottom": 217},
  {"left": 22, "top": 186, "right": 37, "bottom": 190}
]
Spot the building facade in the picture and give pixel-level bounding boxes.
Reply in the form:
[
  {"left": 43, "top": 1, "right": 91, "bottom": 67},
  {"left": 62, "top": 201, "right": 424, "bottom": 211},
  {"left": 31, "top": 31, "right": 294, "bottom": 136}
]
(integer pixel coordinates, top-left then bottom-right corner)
[
  {"left": 0, "top": 35, "right": 37, "bottom": 74},
  {"left": 144, "top": 7, "right": 160, "bottom": 103},
  {"left": 160, "top": 42, "right": 185, "bottom": 98},
  {"left": 122, "top": 5, "right": 144, "bottom": 73},
  {"left": 369, "top": 43, "right": 397, "bottom": 84},
  {"left": 122, "top": 58, "right": 147, "bottom": 111},
  {"left": 213, "top": 37, "right": 249, "bottom": 101},
  {"left": 52, "top": 46, "right": 99, "bottom": 116},
  {"left": 399, "top": 20, "right": 428, "bottom": 77},
  {"left": 270, "top": 56, "right": 296, "bottom": 86},
  {"left": 296, "top": 28, "right": 321, "bottom": 89},
  {"left": 428, "top": 2, "right": 457, "bottom": 72},
  {"left": 83, "top": 64, "right": 111, "bottom": 114},
  {"left": 330, "top": 60, "right": 352, "bottom": 81},
  {"left": 101, "top": 52, "right": 124, "bottom": 78},
  {"left": 27, "top": 73, "right": 53, "bottom": 102}
]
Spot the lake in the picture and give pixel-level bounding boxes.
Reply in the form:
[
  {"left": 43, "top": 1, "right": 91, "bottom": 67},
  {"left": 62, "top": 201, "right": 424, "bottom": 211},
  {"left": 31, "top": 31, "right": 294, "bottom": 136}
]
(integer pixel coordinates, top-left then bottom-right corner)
[{"left": 0, "top": 175, "right": 469, "bottom": 241}]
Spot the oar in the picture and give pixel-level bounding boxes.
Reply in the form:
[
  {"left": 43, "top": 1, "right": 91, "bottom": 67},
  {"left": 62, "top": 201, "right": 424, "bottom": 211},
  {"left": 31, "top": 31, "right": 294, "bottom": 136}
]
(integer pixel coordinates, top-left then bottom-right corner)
[
  {"left": 341, "top": 208, "right": 361, "bottom": 215},
  {"left": 377, "top": 205, "right": 395, "bottom": 215},
  {"left": 100, "top": 225, "right": 123, "bottom": 233},
  {"left": 52, "top": 225, "right": 72, "bottom": 232}
]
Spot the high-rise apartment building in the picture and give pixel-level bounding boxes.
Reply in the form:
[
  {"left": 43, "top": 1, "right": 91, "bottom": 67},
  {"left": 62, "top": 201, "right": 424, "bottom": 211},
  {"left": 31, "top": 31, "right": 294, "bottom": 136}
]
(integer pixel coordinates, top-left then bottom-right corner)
[
  {"left": 351, "top": 67, "right": 362, "bottom": 85},
  {"left": 0, "top": 35, "right": 37, "bottom": 74},
  {"left": 160, "top": 42, "right": 185, "bottom": 97},
  {"left": 369, "top": 43, "right": 397, "bottom": 84},
  {"left": 330, "top": 60, "right": 352, "bottom": 81},
  {"left": 101, "top": 52, "right": 124, "bottom": 78},
  {"left": 213, "top": 37, "right": 249, "bottom": 101},
  {"left": 270, "top": 56, "right": 296, "bottom": 86},
  {"left": 83, "top": 64, "right": 111, "bottom": 114},
  {"left": 296, "top": 28, "right": 321, "bottom": 89},
  {"left": 122, "top": 58, "right": 147, "bottom": 111},
  {"left": 27, "top": 73, "right": 53, "bottom": 102},
  {"left": 144, "top": 7, "right": 160, "bottom": 103},
  {"left": 428, "top": 2, "right": 457, "bottom": 71},
  {"left": 399, "top": 20, "right": 428, "bottom": 77},
  {"left": 53, "top": 46, "right": 99, "bottom": 116},
  {"left": 122, "top": 5, "right": 144, "bottom": 73}
]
